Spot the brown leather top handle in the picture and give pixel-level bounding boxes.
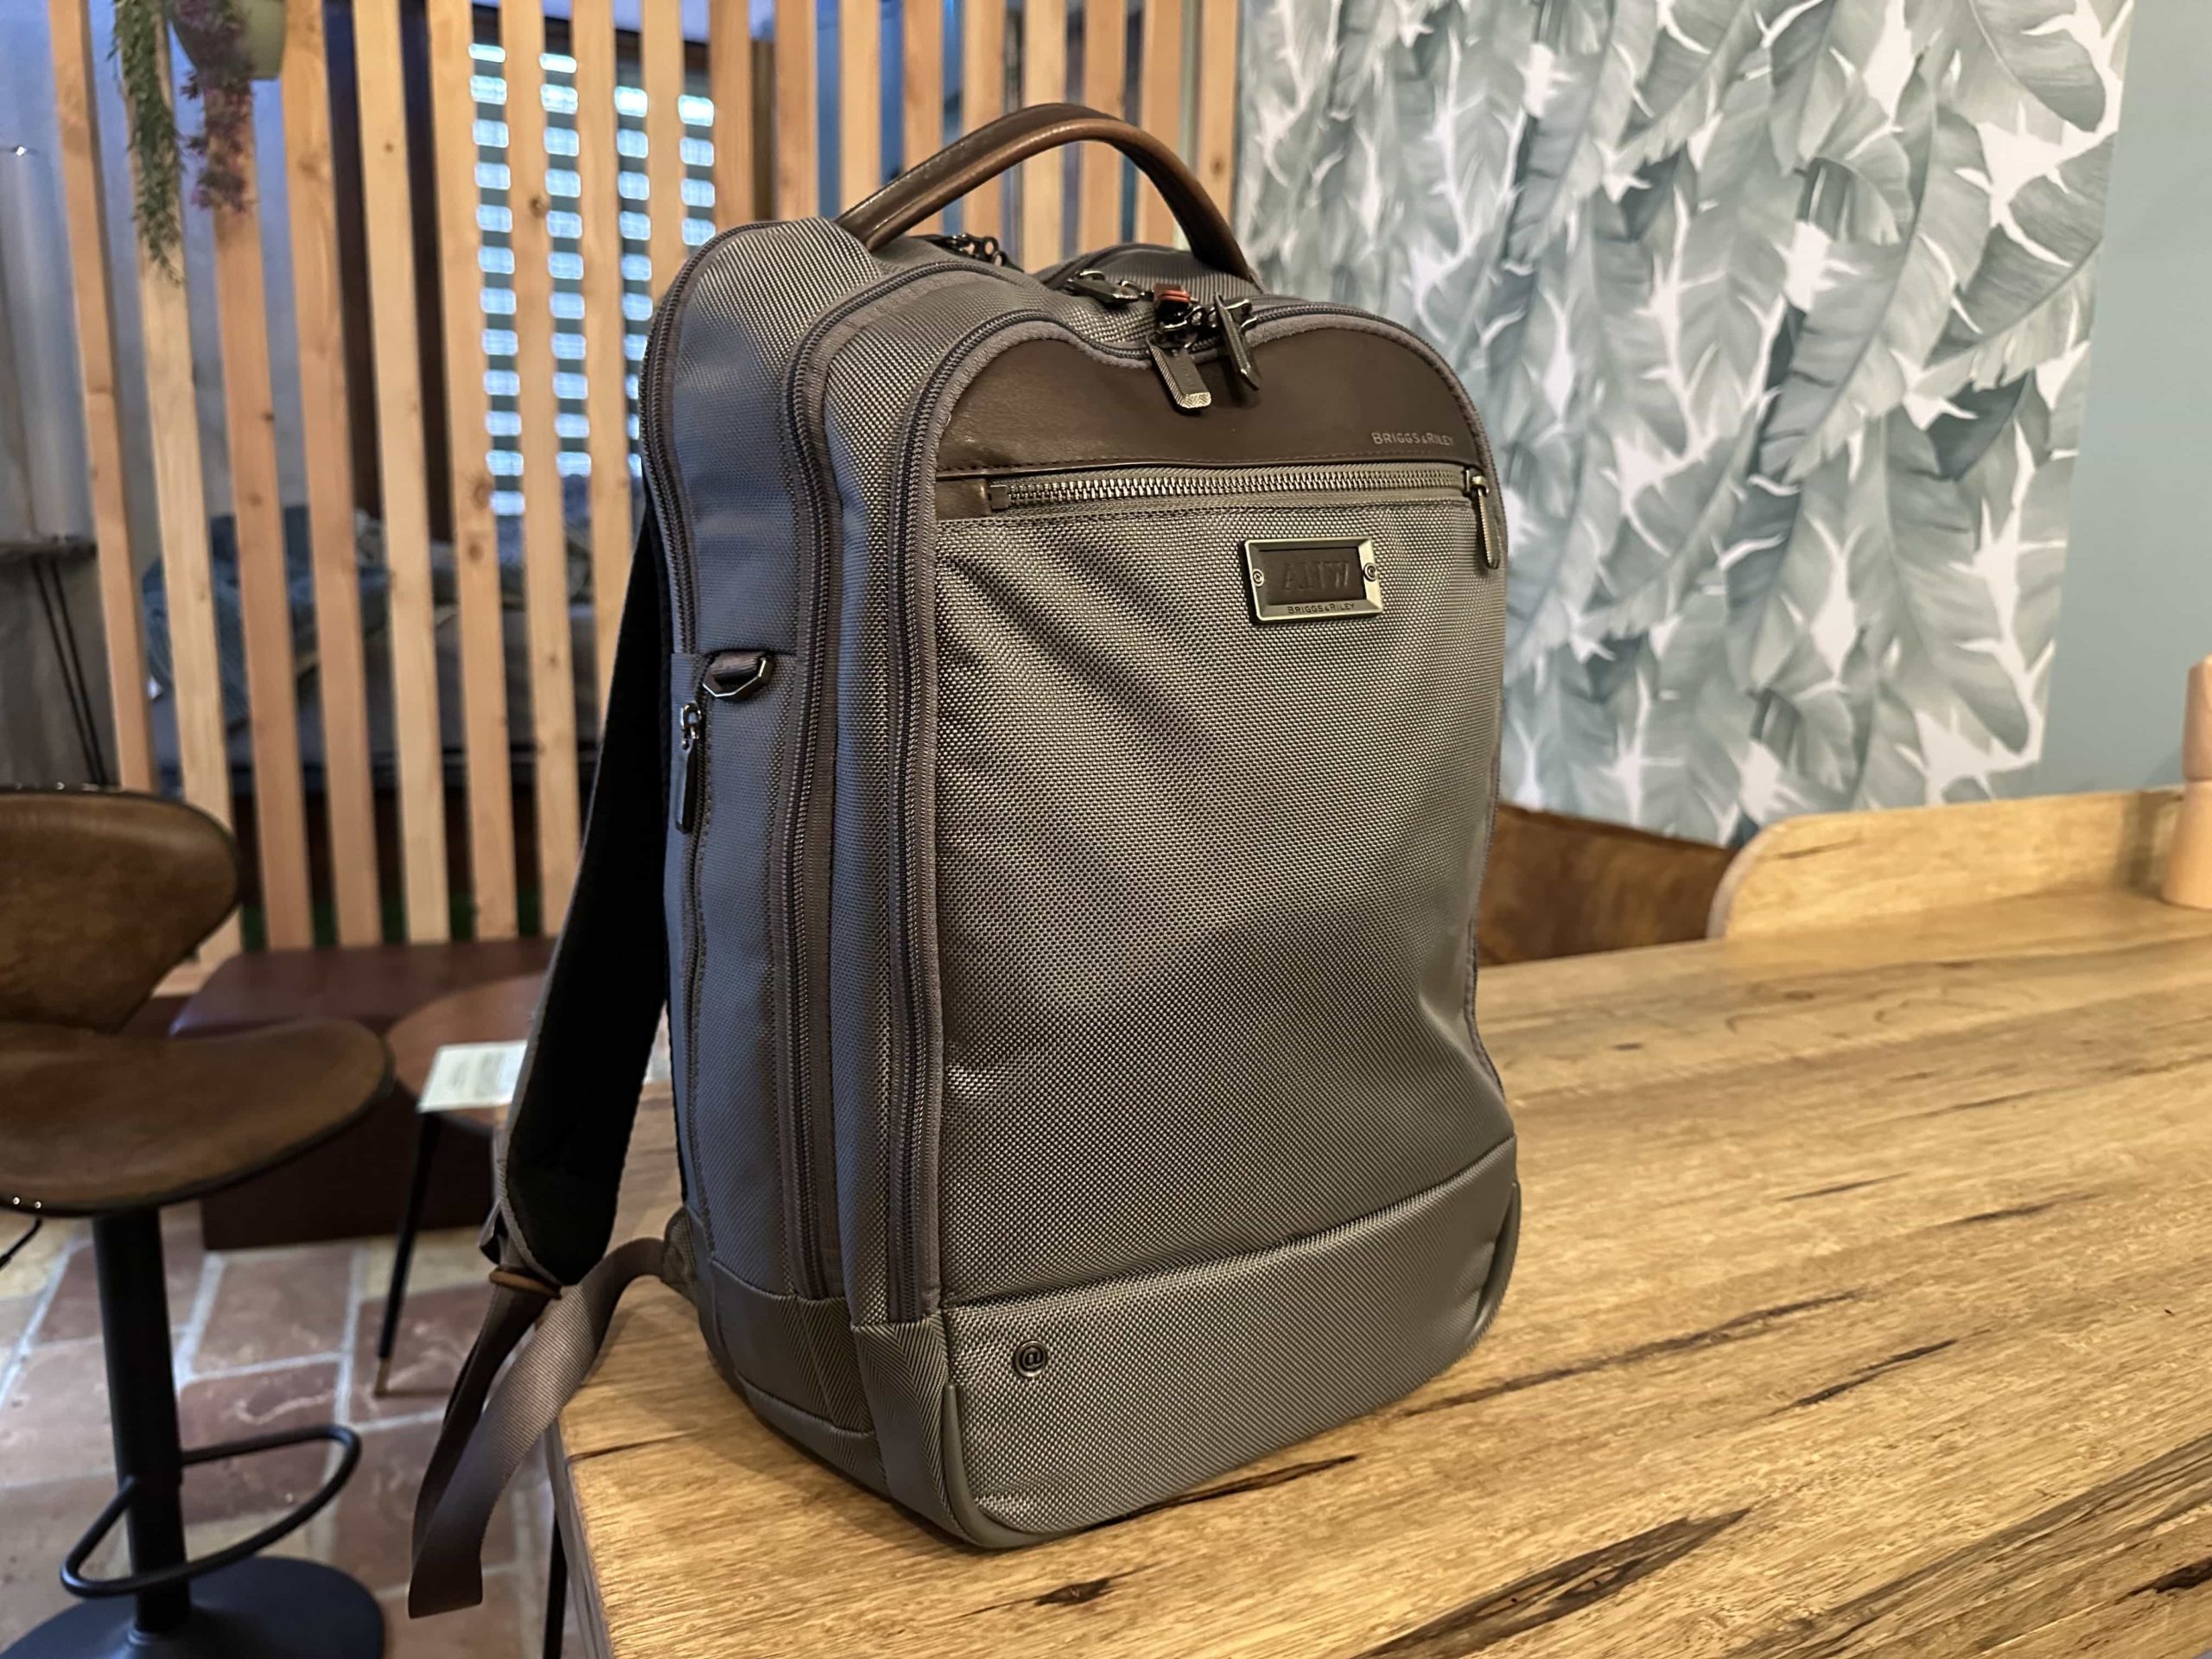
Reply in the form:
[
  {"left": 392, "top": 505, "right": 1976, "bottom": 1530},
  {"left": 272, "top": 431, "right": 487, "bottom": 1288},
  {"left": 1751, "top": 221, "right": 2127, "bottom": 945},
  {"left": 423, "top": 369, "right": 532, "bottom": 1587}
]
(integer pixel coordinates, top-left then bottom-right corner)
[{"left": 836, "top": 103, "right": 1259, "bottom": 283}]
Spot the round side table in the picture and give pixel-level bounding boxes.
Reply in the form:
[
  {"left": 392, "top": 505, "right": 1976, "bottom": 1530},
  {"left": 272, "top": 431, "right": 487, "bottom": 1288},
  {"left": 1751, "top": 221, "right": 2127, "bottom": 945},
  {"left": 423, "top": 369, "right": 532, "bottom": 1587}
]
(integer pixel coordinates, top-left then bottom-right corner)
[{"left": 372, "top": 973, "right": 541, "bottom": 1392}]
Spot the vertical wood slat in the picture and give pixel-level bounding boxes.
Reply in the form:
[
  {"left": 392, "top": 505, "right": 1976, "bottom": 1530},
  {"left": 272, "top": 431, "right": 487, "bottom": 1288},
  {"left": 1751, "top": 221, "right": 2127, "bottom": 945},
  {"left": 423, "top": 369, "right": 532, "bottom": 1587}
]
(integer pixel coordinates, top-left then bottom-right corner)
[
  {"left": 1020, "top": 0, "right": 1066, "bottom": 266},
  {"left": 46, "top": 0, "right": 151, "bottom": 791},
  {"left": 1077, "top": 0, "right": 1128, "bottom": 248},
  {"left": 129, "top": 47, "right": 239, "bottom": 961},
  {"left": 209, "top": 133, "right": 315, "bottom": 948},
  {"left": 641, "top": 0, "right": 688, "bottom": 293},
  {"left": 711, "top": 0, "right": 756, "bottom": 222},
  {"left": 774, "top": 0, "right": 817, "bottom": 217},
  {"left": 280, "top": 0, "right": 380, "bottom": 944},
  {"left": 573, "top": 0, "right": 632, "bottom": 705},
  {"left": 356, "top": 0, "right": 451, "bottom": 942},
  {"left": 838, "top": 0, "right": 880, "bottom": 210},
  {"left": 960, "top": 0, "right": 1005, "bottom": 238},
  {"left": 1134, "top": 0, "right": 1183, "bottom": 244},
  {"left": 1193, "top": 0, "right": 1237, "bottom": 218},
  {"left": 499, "top": 0, "right": 582, "bottom": 927},
  {"left": 425, "top": 0, "right": 517, "bottom": 939},
  {"left": 901, "top": 0, "right": 943, "bottom": 228}
]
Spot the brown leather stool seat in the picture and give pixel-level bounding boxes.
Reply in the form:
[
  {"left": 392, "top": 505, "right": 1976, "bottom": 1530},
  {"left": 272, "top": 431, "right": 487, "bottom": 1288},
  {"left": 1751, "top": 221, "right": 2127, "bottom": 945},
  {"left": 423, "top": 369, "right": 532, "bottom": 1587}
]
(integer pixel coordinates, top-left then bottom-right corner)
[
  {"left": 0, "top": 790, "right": 390, "bottom": 1659},
  {"left": 0, "top": 1020, "right": 390, "bottom": 1216}
]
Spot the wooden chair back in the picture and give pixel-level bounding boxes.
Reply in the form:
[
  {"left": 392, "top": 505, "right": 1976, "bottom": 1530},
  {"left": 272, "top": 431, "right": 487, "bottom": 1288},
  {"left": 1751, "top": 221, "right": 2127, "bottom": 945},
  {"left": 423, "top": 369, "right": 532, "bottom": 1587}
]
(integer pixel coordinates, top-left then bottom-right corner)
[{"left": 1709, "top": 790, "right": 2185, "bottom": 939}]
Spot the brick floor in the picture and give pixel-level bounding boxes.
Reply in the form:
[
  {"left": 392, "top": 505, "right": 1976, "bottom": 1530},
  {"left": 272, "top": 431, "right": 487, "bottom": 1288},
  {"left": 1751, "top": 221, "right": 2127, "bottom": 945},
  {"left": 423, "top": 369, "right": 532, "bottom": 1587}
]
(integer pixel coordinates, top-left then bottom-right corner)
[{"left": 0, "top": 1211, "right": 557, "bottom": 1657}]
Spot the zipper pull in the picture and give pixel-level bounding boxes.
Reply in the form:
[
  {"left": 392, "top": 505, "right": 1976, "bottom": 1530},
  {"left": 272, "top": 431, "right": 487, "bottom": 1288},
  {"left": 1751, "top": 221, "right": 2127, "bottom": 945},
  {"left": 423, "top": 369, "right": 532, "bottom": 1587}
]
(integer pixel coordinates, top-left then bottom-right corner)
[
  {"left": 1149, "top": 343, "right": 1212, "bottom": 410},
  {"left": 702, "top": 649, "right": 772, "bottom": 700},
  {"left": 1061, "top": 269, "right": 1147, "bottom": 307},
  {"left": 919, "top": 232, "right": 1009, "bottom": 266},
  {"left": 1465, "top": 468, "right": 1501, "bottom": 570},
  {"left": 675, "top": 700, "right": 705, "bottom": 833},
  {"left": 1148, "top": 284, "right": 1211, "bottom": 411},
  {"left": 675, "top": 652, "right": 772, "bottom": 832},
  {"left": 1211, "top": 297, "right": 1260, "bottom": 390}
]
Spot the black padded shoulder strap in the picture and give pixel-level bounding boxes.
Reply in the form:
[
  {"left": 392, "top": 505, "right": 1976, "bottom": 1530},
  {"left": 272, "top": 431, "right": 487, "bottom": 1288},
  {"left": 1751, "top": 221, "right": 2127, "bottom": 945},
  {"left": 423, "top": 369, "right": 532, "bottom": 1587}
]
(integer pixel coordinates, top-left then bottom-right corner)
[
  {"left": 499, "top": 511, "right": 674, "bottom": 1286},
  {"left": 409, "top": 514, "right": 683, "bottom": 1618}
]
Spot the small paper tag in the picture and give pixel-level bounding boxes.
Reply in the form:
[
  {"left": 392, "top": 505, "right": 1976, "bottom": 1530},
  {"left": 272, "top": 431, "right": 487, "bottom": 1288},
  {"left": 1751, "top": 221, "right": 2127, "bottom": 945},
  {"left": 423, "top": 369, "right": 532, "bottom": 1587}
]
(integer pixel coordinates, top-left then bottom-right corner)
[{"left": 418, "top": 1041, "right": 527, "bottom": 1114}]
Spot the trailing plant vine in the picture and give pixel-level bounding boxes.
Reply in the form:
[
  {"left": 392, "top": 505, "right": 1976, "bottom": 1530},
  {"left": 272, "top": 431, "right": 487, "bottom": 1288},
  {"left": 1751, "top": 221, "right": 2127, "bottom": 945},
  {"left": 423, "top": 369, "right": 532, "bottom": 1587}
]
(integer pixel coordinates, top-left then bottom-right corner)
[
  {"left": 113, "top": 0, "right": 181, "bottom": 274},
  {"left": 111, "top": 0, "right": 259, "bottom": 276}
]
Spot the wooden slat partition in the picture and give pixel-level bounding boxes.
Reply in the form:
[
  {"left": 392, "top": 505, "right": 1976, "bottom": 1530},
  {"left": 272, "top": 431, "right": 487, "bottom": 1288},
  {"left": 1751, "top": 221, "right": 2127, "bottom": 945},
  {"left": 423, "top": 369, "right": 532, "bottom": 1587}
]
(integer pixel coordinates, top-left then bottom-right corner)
[
  {"left": 50, "top": 0, "right": 1243, "bottom": 962},
  {"left": 210, "top": 133, "right": 315, "bottom": 948},
  {"left": 839, "top": 0, "right": 881, "bottom": 209},
  {"left": 774, "top": 0, "right": 818, "bottom": 218},
  {"left": 961, "top": 0, "right": 1006, "bottom": 238},
  {"left": 1194, "top": 0, "right": 1238, "bottom": 215},
  {"left": 45, "top": 0, "right": 151, "bottom": 791},
  {"left": 280, "top": 0, "right": 380, "bottom": 944},
  {"left": 1134, "top": 0, "right": 1185, "bottom": 244},
  {"left": 711, "top": 0, "right": 757, "bottom": 224},
  {"left": 425, "top": 0, "right": 518, "bottom": 940},
  {"left": 500, "top": 0, "right": 583, "bottom": 926},
  {"left": 355, "top": 0, "right": 450, "bottom": 942},
  {"left": 641, "top": 0, "right": 689, "bottom": 293},
  {"left": 1020, "top": 0, "right": 1065, "bottom": 265},
  {"left": 1077, "top": 0, "right": 1128, "bottom": 248},
  {"left": 901, "top": 0, "right": 943, "bottom": 229},
  {"left": 130, "top": 51, "right": 239, "bottom": 963},
  {"left": 573, "top": 0, "right": 632, "bottom": 703}
]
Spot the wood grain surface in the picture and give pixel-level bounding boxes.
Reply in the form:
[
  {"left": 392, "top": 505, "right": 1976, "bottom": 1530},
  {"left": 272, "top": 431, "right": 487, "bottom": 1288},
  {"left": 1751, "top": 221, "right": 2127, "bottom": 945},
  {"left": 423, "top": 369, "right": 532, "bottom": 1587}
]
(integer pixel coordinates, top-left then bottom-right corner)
[
  {"left": 501, "top": 0, "right": 584, "bottom": 928},
  {"left": 356, "top": 0, "right": 451, "bottom": 942},
  {"left": 1077, "top": 0, "right": 1128, "bottom": 248},
  {"left": 280, "top": 0, "right": 382, "bottom": 944},
  {"left": 425, "top": 0, "right": 518, "bottom": 941},
  {"left": 1019, "top": 0, "right": 1066, "bottom": 265},
  {"left": 1712, "top": 790, "right": 2183, "bottom": 940},
  {"left": 572, "top": 0, "right": 635, "bottom": 707},
  {"left": 1132, "top": 0, "right": 1184, "bottom": 245},
  {"left": 774, "top": 0, "right": 818, "bottom": 219},
  {"left": 957, "top": 0, "right": 1005, "bottom": 239},
  {"left": 900, "top": 0, "right": 944, "bottom": 232},
  {"left": 552, "top": 889, "right": 2212, "bottom": 1657},
  {"left": 210, "top": 132, "right": 315, "bottom": 950},
  {"left": 125, "top": 43, "right": 238, "bottom": 963},
  {"left": 45, "top": 0, "right": 151, "bottom": 791},
  {"left": 641, "top": 0, "right": 689, "bottom": 293}
]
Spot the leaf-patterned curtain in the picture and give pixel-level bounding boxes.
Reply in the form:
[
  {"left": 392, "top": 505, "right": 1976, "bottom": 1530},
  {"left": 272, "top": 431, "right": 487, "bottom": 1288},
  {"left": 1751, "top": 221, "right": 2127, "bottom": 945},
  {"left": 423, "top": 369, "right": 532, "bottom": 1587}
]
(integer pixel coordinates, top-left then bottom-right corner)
[{"left": 1238, "top": 0, "right": 2132, "bottom": 842}]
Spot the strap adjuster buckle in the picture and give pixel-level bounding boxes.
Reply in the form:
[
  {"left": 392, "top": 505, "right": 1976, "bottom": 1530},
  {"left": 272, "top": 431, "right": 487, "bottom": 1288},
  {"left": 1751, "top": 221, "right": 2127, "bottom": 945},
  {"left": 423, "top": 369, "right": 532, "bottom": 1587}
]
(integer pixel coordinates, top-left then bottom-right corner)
[{"left": 487, "top": 1267, "right": 559, "bottom": 1300}]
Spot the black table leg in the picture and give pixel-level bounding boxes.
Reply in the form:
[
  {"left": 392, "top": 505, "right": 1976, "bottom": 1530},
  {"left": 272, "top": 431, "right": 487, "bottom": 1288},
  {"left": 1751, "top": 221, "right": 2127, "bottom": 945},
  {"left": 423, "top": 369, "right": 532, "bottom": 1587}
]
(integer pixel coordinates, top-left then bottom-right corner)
[
  {"left": 543, "top": 1524, "right": 567, "bottom": 1659},
  {"left": 376, "top": 1113, "right": 444, "bottom": 1395}
]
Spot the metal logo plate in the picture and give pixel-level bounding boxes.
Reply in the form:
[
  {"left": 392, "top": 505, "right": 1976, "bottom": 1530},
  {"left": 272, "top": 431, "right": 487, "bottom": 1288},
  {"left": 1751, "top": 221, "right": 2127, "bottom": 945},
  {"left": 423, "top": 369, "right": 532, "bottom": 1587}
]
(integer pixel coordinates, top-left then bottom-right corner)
[{"left": 1243, "top": 538, "right": 1382, "bottom": 622}]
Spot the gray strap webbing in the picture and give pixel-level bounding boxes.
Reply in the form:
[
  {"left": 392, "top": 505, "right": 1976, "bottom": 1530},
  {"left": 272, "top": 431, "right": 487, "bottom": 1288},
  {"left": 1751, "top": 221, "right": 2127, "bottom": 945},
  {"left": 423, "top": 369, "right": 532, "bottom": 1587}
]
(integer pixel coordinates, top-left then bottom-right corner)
[{"left": 409, "top": 1214, "right": 694, "bottom": 1616}]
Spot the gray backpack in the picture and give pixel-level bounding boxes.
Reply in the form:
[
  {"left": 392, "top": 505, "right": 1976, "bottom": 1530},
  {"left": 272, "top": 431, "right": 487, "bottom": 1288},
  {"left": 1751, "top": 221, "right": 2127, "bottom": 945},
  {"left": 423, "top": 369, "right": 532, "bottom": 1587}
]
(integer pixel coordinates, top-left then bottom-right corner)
[{"left": 411, "top": 105, "right": 1518, "bottom": 1615}]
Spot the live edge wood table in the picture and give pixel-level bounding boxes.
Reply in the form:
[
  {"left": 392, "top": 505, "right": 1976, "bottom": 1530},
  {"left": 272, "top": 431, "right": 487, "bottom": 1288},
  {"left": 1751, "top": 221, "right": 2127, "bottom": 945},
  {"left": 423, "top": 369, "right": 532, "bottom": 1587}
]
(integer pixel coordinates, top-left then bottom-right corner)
[{"left": 549, "top": 889, "right": 2212, "bottom": 1658}]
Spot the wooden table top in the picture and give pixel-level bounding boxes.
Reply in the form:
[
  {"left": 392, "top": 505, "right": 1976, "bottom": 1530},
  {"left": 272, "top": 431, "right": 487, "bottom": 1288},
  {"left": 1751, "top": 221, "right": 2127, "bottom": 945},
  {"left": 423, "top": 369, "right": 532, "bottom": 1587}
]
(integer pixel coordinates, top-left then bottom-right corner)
[{"left": 552, "top": 889, "right": 2212, "bottom": 1658}]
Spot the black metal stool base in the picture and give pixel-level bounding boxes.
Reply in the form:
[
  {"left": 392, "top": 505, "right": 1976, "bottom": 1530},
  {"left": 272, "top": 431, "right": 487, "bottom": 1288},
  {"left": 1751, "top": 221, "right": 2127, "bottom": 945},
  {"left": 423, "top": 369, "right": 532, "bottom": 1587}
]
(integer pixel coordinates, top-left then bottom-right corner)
[{"left": 1, "top": 1559, "right": 383, "bottom": 1659}]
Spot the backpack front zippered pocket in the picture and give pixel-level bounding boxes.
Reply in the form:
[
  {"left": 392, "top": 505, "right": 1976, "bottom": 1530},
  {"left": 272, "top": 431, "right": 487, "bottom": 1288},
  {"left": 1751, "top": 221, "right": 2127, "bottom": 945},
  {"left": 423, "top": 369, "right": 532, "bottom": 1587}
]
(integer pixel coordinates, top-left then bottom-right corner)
[
  {"left": 951, "top": 460, "right": 1501, "bottom": 572},
  {"left": 915, "top": 451, "right": 1510, "bottom": 1312}
]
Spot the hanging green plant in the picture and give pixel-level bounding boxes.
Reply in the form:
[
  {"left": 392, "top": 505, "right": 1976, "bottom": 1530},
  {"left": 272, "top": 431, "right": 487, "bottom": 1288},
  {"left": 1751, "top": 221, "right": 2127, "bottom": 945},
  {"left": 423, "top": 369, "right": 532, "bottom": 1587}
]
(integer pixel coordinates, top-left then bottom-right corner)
[{"left": 111, "top": 0, "right": 288, "bottom": 276}]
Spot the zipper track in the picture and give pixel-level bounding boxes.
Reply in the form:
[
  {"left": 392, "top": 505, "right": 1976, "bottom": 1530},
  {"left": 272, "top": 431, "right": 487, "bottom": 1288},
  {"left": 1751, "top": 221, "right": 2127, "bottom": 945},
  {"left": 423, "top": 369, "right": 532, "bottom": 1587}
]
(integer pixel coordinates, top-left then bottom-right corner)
[
  {"left": 984, "top": 461, "right": 1483, "bottom": 512},
  {"left": 636, "top": 225, "right": 747, "bottom": 1262},
  {"left": 773, "top": 260, "right": 1022, "bottom": 1299},
  {"left": 639, "top": 234, "right": 1021, "bottom": 1300},
  {"left": 881, "top": 302, "right": 1346, "bottom": 1323}
]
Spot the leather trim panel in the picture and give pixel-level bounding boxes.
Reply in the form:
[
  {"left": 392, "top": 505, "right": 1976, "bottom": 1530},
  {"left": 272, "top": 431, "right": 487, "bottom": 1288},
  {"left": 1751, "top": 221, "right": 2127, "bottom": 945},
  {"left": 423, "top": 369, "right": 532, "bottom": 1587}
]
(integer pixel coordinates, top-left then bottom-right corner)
[{"left": 934, "top": 329, "right": 1484, "bottom": 495}]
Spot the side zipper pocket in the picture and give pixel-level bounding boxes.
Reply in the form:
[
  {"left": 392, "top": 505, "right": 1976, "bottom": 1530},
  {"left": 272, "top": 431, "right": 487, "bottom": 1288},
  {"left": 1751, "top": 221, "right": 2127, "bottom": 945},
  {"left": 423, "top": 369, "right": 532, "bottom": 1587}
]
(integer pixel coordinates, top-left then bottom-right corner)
[
  {"left": 676, "top": 650, "right": 774, "bottom": 834},
  {"left": 673, "top": 646, "right": 775, "bottom": 1281},
  {"left": 676, "top": 645, "right": 841, "bottom": 1306}
]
